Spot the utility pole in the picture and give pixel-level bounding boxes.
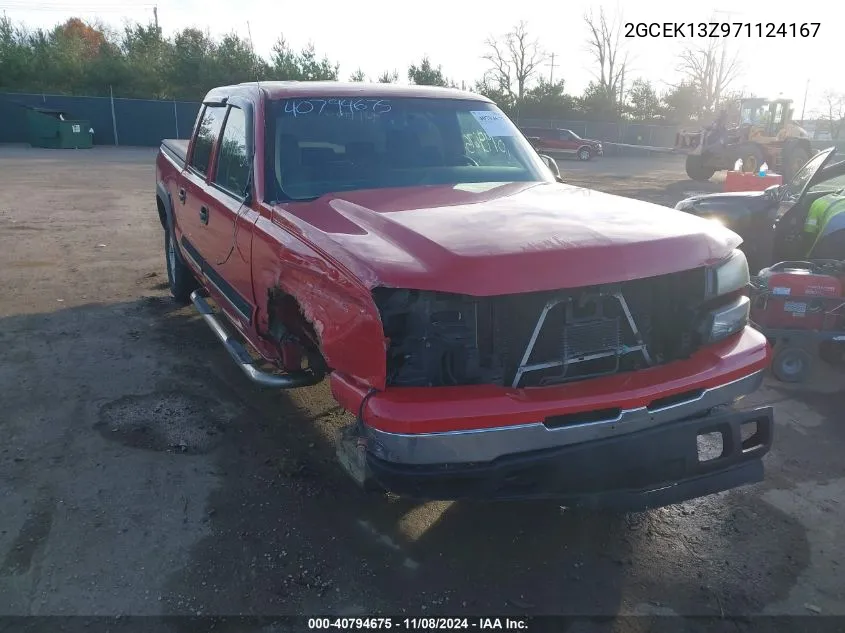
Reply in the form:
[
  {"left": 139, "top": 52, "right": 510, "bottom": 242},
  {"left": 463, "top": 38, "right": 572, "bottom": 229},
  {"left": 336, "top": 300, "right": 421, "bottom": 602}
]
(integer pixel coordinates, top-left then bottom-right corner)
[
  {"left": 801, "top": 79, "right": 809, "bottom": 123},
  {"left": 153, "top": 6, "right": 159, "bottom": 29},
  {"left": 545, "top": 52, "right": 557, "bottom": 84}
]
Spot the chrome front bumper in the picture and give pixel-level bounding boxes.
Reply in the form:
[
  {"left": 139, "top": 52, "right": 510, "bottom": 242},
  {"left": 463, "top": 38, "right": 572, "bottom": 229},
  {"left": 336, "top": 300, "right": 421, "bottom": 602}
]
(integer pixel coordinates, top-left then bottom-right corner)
[{"left": 366, "top": 370, "right": 765, "bottom": 466}]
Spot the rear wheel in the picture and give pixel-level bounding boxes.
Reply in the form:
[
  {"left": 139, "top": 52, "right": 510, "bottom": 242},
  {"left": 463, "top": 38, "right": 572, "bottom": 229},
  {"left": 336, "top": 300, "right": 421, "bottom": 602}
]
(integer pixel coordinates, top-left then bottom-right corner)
[
  {"left": 685, "top": 155, "right": 715, "bottom": 181},
  {"left": 771, "top": 346, "right": 813, "bottom": 383},
  {"left": 164, "top": 226, "right": 198, "bottom": 304}
]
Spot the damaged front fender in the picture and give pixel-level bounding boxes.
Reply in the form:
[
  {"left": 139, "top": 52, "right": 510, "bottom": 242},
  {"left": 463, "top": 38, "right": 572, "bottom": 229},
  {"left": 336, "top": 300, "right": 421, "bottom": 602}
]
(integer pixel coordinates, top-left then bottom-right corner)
[{"left": 251, "top": 213, "right": 389, "bottom": 389}]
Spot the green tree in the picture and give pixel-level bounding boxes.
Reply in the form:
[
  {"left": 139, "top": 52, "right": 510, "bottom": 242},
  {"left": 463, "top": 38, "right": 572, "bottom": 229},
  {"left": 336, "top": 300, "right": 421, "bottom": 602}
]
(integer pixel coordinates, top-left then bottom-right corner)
[
  {"left": 521, "top": 79, "right": 576, "bottom": 119},
  {"left": 407, "top": 56, "right": 449, "bottom": 86},
  {"left": 42, "top": 18, "right": 114, "bottom": 95},
  {"left": 270, "top": 37, "right": 338, "bottom": 81},
  {"left": 211, "top": 32, "right": 265, "bottom": 86},
  {"left": 82, "top": 38, "right": 131, "bottom": 96},
  {"left": 349, "top": 68, "right": 367, "bottom": 82},
  {"left": 0, "top": 16, "right": 30, "bottom": 91},
  {"left": 377, "top": 69, "right": 398, "bottom": 83},
  {"left": 625, "top": 78, "right": 663, "bottom": 121},
  {"left": 578, "top": 81, "right": 618, "bottom": 120},
  {"left": 121, "top": 23, "right": 171, "bottom": 98},
  {"left": 473, "top": 76, "right": 515, "bottom": 115},
  {"left": 661, "top": 82, "right": 704, "bottom": 123},
  {"left": 166, "top": 27, "right": 217, "bottom": 100}
]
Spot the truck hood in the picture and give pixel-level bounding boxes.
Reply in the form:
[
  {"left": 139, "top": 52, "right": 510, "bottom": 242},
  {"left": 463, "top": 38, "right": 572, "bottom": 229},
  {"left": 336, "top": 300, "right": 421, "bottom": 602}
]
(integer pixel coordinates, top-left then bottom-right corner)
[{"left": 276, "top": 181, "right": 741, "bottom": 296}]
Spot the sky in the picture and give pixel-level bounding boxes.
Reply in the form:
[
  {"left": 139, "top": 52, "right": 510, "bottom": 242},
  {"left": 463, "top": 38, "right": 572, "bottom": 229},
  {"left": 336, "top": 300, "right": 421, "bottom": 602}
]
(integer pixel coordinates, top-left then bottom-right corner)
[{"left": 1, "top": 0, "right": 840, "bottom": 116}]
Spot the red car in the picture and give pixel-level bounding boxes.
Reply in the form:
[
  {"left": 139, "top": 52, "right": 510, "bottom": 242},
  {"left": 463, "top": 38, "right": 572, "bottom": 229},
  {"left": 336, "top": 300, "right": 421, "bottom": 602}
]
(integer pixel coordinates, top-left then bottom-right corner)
[
  {"left": 520, "top": 127, "right": 604, "bottom": 160},
  {"left": 155, "top": 82, "right": 772, "bottom": 509}
]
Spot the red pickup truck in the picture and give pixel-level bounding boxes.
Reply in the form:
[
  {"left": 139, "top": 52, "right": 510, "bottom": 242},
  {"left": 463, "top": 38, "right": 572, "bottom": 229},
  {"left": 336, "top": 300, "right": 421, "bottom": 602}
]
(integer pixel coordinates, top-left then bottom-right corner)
[{"left": 155, "top": 81, "right": 773, "bottom": 509}]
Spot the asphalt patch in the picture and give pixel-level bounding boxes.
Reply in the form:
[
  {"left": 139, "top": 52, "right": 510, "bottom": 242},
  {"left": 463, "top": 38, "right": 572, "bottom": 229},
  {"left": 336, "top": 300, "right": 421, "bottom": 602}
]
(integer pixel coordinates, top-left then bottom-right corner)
[{"left": 96, "top": 392, "right": 228, "bottom": 454}]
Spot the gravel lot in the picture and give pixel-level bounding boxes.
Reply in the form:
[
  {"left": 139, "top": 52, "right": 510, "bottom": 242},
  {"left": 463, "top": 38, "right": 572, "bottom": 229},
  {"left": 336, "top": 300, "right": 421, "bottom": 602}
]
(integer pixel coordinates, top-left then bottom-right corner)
[{"left": 1, "top": 147, "right": 843, "bottom": 631}]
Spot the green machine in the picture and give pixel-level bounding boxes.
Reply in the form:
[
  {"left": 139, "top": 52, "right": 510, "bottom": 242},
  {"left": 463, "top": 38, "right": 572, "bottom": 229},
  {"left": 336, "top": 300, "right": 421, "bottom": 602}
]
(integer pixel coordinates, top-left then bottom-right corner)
[{"left": 26, "top": 106, "right": 93, "bottom": 149}]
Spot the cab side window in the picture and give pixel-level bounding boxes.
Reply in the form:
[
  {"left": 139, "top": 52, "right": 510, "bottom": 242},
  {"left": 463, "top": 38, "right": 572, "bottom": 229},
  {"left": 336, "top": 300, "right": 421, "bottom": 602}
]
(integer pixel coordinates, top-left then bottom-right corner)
[
  {"left": 559, "top": 130, "right": 572, "bottom": 141},
  {"left": 190, "top": 105, "right": 226, "bottom": 176},
  {"left": 214, "top": 106, "right": 250, "bottom": 196}
]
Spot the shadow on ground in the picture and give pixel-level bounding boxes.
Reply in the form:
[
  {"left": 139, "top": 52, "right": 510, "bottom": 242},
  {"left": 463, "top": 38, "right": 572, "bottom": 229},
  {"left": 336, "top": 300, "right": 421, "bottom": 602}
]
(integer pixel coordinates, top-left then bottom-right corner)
[{"left": 0, "top": 292, "right": 821, "bottom": 630}]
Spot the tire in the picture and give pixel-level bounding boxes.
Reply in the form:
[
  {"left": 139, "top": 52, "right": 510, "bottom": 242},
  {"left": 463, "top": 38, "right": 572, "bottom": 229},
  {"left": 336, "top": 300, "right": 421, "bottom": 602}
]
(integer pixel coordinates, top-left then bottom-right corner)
[
  {"left": 685, "top": 155, "right": 715, "bottom": 181},
  {"left": 164, "top": 225, "right": 198, "bottom": 304},
  {"left": 771, "top": 346, "right": 813, "bottom": 383},
  {"left": 577, "top": 147, "right": 592, "bottom": 161},
  {"left": 783, "top": 142, "right": 811, "bottom": 181}
]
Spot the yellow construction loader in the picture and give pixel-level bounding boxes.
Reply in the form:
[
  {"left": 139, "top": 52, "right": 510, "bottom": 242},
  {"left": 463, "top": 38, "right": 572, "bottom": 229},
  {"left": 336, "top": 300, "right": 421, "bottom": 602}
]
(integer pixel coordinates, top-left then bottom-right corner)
[{"left": 675, "top": 97, "right": 813, "bottom": 182}]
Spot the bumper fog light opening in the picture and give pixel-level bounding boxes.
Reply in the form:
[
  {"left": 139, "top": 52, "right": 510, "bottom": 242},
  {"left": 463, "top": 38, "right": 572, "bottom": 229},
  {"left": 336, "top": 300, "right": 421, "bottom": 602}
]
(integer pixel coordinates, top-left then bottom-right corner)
[{"left": 697, "top": 431, "right": 725, "bottom": 462}]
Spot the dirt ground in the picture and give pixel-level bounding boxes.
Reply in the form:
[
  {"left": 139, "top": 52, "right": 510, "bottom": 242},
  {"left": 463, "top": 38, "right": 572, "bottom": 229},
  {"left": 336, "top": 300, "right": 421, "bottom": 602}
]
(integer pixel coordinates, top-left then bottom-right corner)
[{"left": 1, "top": 146, "right": 843, "bottom": 630}]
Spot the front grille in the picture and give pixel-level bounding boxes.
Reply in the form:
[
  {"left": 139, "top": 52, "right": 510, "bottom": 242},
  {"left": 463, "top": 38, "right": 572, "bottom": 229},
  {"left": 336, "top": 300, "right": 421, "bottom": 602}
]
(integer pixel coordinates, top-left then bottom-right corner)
[{"left": 376, "top": 267, "right": 708, "bottom": 388}]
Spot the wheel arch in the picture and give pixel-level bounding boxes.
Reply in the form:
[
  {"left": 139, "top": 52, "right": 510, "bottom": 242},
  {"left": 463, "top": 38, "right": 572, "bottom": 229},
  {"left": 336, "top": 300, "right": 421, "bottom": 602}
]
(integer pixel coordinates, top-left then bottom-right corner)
[
  {"left": 252, "top": 262, "right": 388, "bottom": 390},
  {"left": 155, "top": 182, "right": 173, "bottom": 231}
]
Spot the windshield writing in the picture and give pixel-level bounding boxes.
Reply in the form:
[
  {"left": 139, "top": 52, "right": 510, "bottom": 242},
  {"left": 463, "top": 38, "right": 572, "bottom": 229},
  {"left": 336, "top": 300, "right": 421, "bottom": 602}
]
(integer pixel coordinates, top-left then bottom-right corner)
[{"left": 267, "top": 97, "right": 550, "bottom": 201}]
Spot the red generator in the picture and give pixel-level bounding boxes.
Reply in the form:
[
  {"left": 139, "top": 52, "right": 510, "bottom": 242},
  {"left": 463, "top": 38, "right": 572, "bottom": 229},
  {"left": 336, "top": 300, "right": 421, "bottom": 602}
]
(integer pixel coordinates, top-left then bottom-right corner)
[{"left": 751, "top": 261, "right": 844, "bottom": 330}]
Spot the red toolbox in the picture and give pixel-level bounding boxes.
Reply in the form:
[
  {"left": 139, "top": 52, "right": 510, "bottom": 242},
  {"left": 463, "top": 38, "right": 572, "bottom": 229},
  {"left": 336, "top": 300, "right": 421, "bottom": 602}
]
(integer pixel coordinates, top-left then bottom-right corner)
[
  {"left": 724, "top": 170, "right": 783, "bottom": 192},
  {"left": 751, "top": 261, "right": 843, "bottom": 330}
]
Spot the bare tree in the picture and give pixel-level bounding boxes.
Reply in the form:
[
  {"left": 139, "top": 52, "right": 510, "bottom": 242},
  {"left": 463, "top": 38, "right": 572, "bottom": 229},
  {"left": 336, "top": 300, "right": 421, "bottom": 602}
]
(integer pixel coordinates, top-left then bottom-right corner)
[
  {"left": 482, "top": 21, "right": 546, "bottom": 101},
  {"left": 583, "top": 8, "right": 628, "bottom": 107},
  {"left": 676, "top": 38, "right": 741, "bottom": 113},
  {"left": 819, "top": 90, "right": 845, "bottom": 140}
]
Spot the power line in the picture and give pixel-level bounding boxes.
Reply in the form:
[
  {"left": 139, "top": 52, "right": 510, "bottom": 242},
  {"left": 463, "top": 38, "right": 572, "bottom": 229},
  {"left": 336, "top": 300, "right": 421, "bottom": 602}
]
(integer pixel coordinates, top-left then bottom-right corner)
[{"left": 0, "top": 3, "right": 155, "bottom": 11}]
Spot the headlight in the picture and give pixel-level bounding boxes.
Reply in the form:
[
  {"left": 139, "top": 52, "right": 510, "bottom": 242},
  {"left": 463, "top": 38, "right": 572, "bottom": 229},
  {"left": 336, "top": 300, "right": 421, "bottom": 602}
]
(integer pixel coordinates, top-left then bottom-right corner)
[
  {"left": 708, "top": 249, "right": 749, "bottom": 297},
  {"left": 701, "top": 295, "right": 750, "bottom": 343},
  {"left": 675, "top": 199, "right": 696, "bottom": 211}
]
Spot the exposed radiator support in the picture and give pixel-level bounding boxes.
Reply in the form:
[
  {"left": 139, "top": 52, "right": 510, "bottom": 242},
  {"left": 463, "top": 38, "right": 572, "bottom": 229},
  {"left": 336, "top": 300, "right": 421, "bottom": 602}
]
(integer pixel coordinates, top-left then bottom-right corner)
[{"left": 511, "top": 288, "right": 653, "bottom": 389}]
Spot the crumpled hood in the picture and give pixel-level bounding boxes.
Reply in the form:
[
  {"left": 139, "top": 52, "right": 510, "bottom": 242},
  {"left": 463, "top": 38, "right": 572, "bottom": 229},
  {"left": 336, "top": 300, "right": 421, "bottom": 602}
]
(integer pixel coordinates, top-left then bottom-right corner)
[{"left": 276, "top": 181, "right": 742, "bottom": 296}]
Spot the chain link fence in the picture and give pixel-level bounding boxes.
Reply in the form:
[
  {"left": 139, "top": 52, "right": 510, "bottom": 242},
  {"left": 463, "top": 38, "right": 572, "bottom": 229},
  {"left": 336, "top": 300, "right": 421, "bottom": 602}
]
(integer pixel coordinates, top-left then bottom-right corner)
[
  {"left": 518, "top": 118, "right": 845, "bottom": 156},
  {"left": 2, "top": 94, "right": 843, "bottom": 156},
  {"left": 0, "top": 92, "right": 201, "bottom": 147}
]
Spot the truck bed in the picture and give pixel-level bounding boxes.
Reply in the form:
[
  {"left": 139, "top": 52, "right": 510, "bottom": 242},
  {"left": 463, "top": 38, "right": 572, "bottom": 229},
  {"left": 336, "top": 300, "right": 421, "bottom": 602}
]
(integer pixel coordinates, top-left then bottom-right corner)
[{"left": 161, "top": 139, "right": 188, "bottom": 168}]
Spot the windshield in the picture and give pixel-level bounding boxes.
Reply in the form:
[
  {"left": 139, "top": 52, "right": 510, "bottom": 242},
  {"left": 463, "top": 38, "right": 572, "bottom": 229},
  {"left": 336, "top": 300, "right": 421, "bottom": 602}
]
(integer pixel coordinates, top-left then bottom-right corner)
[
  {"left": 567, "top": 129, "right": 582, "bottom": 140},
  {"left": 265, "top": 97, "right": 552, "bottom": 201}
]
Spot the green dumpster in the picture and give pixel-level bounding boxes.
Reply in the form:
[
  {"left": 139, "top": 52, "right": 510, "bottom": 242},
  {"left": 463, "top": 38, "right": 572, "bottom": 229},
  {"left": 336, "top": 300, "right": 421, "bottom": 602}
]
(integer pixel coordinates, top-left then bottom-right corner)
[{"left": 26, "top": 107, "right": 93, "bottom": 149}]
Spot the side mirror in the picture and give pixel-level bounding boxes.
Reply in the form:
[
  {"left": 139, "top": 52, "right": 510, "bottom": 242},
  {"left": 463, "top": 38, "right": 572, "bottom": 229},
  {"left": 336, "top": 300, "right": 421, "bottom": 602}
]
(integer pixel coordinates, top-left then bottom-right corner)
[{"left": 540, "top": 154, "right": 564, "bottom": 182}]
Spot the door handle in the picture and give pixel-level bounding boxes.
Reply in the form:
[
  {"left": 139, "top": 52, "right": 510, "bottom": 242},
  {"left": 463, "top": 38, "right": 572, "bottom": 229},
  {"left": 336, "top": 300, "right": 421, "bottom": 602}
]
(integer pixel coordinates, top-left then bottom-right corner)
[
  {"left": 178, "top": 187, "right": 186, "bottom": 203},
  {"left": 199, "top": 206, "right": 209, "bottom": 225}
]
